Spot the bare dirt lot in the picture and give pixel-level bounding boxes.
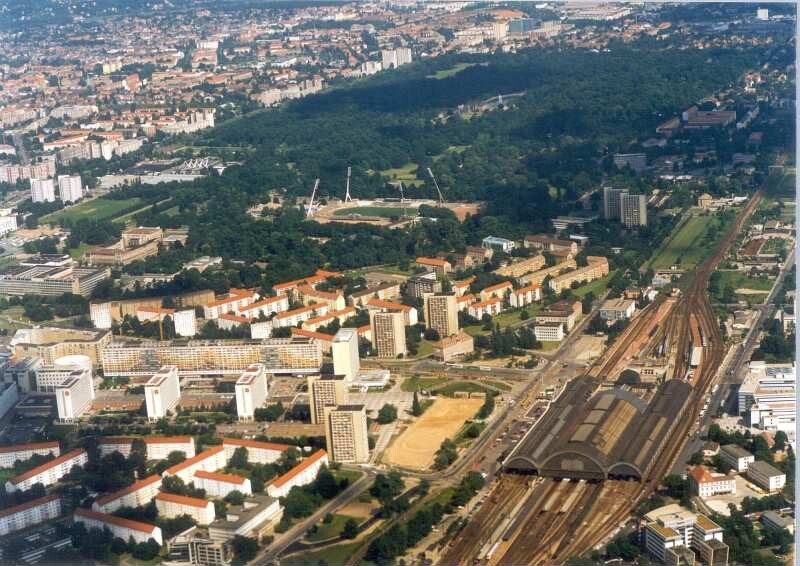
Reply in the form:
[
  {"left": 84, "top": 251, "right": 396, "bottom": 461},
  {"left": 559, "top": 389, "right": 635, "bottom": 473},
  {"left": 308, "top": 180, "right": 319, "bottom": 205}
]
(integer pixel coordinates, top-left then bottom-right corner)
[{"left": 383, "top": 397, "right": 482, "bottom": 470}]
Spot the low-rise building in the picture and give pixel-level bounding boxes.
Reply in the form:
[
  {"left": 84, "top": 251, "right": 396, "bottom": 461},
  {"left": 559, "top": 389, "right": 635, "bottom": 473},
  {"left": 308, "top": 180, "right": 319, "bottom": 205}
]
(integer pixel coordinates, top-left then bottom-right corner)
[
  {"left": 510, "top": 284, "right": 541, "bottom": 308},
  {"left": 599, "top": 298, "right": 636, "bottom": 321},
  {"left": 760, "top": 510, "right": 794, "bottom": 535},
  {"left": 688, "top": 466, "right": 736, "bottom": 498},
  {"left": 479, "top": 281, "right": 513, "bottom": 301},
  {"left": 534, "top": 322, "right": 565, "bottom": 342},
  {"left": 348, "top": 282, "right": 402, "bottom": 308},
  {"left": 746, "top": 460, "right": 786, "bottom": 492},
  {"left": 145, "top": 436, "right": 196, "bottom": 460},
  {"left": 0, "top": 441, "right": 60, "bottom": 468},
  {"left": 719, "top": 444, "right": 754, "bottom": 472},
  {"left": 74, "top": 508, "right": 163, "bottom": 545},
  {"left": 482, "top": 236, "right": 515, "bottom": 252},
  {"left": 155, "top": 492, "right": 216, "bottom": 525},
  {"left": 5, "top": 448, "right": 88, "bottom": 492},
  {"left": 494, "top": 255, "right": 546, "bottom": 278},
  {"left": 207, "top": 495, "right": 282, "bottom": 541},
  {"left": 163, "top": 446, "right": 227, "bottom": 483},
  {"left": 92, "top": 475, "right": 162, "bottom": 513},
  {"left": 266, "top": 449, "right": 328, "bottom": 498},
  {"left": 468, "top": 298, "right": 502, "bottom": 319},
  {"left": 194, "top": 470, "right": 252, "bottom": 498},
  {"left": 535, "top": 300, "right": 581, "bottom": 331},
  {"left": 0, "top": 494, "right": 61, "bottom": 536},
  {"left": 433, "top": 331, "right": 475, "bottom": 362},
  {"left": 222, "top": 438, "right": 290, "bottom": 465},
  {"left": 415, "top": 257, "right": 451, "bottom": 277},
  {"left": 548, "top": 256, "right": 609, "bottom": 293}
]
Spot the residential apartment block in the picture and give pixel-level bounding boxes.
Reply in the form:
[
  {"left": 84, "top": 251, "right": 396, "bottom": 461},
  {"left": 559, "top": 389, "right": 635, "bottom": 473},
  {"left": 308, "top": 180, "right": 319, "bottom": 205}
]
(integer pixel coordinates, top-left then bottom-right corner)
[
  {"left": 74, "top": 508, "right": 163, "bottom": 545},
  {"left": 221, "top": 438, "right": 290, "bottom": 465},
  {"left": 369, "top": 310, "right": 406, "bottom": 358},
  {"left": 0, "top": 441, "right": 60, "bottom": 468},
  {"left": 92, "top": 474, "right": 162, "bottom": 513},
  {"left": 0, "top": 494, "right": 61, "bottom": 536},
  {"left": 155, "top": 492, "right": 215, "bottom": 525},
  {"left": 5, "top": 448, "right": 88, "bottom": 492},
  {"left": 194, "top": 470, "right": 252, "bottom": 498},
  {"left": 144, "top": 365, "right": 180, "bottom": 421},
  {"left": 266, "top": 449, "right": 329, "bottom": 498},
  {"left": 163, "top": 446, "right": 227, "bottom": 483},
  {"left": 324, "top": 405, "right": 370, "bottom": 464},
  {"left": 235, "top": 364, "right": 268, "bottom": 421}
]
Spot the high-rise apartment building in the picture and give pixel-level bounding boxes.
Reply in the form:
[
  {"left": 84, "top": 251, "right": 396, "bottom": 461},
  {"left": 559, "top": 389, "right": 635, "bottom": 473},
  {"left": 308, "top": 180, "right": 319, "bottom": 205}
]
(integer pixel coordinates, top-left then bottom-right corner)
[
  {"left": 324, "top": 405, "right": 370, "bottom": 464},
  {"left": 144, "top": 365, "right": 180, "bottom": 421},
  {"left": 381, "top": 47, "right": 412, "bottom": 69},
  {"left": 369, "top": 310, "right": 406, "bottom": 358},
  {"left": 307, "top": 374, "right": 346, "bottom": 424},
  {"left": 173, "top": 309, "right": 197, "bottom": 337},
  {"left": 602, "top": 187, "right": 628, "bottom": 220},
  {"left": 620, "top": 193, "right": 648, "bottom": 227},
  {"left": 235, "top": 364, "right": 267, "bottom": 421},
  {"left": 423, "top": 293, "right": 459, "bottom": 338},
  {"left": 332, "top": 328, "right": 360, "bottom": 381},
  {"left": 55, "top": 368, "right": 94, "bottom": 423},
  {"left": 30, "top": 178, "right": 56, "bottom": 203},
  {"left": 57, "top": 175, "right": 83, "bottom": 202}
]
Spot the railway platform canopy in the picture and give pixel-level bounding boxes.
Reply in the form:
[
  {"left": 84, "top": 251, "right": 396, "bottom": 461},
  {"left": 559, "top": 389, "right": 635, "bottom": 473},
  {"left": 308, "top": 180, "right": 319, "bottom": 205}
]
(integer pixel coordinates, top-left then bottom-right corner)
[{"left": 504, "top": 376, "right": 691, "bottom": 481}]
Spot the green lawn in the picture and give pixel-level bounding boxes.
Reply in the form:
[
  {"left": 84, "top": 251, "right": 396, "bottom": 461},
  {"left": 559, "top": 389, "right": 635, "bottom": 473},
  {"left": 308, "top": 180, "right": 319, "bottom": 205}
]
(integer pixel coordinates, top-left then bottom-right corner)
[
  {"left": 401, "top": 375, "right": 448, "bottom": 392},
  {"left": 306, "top": 514, "right": 356, "bottom": 542},
  {"left": 68, "top": 242, "right": 90, "bottom": 260},
  {"left": 41, "top": 197, "right": 143, "bottom": 224},
  {"left": 411, "top": 339, "right": 436, "bottom": 359},
  {"left": 379, "top": 163, "right": 423, "bottom": 186},
  {"left": 483, "top": 380, "right": 512, "bottom": 392},
  {"left": 332, "top": 468, "right": 363, "bottom": 484},
  {"left": 283, "top": 542, "right": 362, "bottom": 566},
  {"left": 571, "top": 274, "right": 614, "bottom": 299},
  {"left": 648, "top": 215, "right": 719, "bottom": 270},
  {"left": 435, "top": 381, "right": 494, "bottom": 397},
  {"left": 427, "top": 63, "right": 477, "bottom": 79},
  {"left": 712, "top": 271, "right": 774, "bottom": 304},
  {"left": 333, "top": 206, "right": 414, "bottom": 218}
]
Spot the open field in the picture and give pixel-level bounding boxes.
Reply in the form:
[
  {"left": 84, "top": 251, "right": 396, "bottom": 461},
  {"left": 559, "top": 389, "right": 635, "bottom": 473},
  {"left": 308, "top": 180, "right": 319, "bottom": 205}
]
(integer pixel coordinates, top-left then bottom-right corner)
[
  {"left": 283, "top": 542, "right": 361, "bottom": 566},
  {"left": 41, "top": 197, "right": 143, "bottom": 224},
  {"left": 434, "top": 381, "right": 494, "bottom": 397},
  {"left": 401, "top": 375, "right": 448, "bottom": 392},
  {"left": 383, "top": 397, "right": 482, "bottom": 470},
  {"left": 572, "top": 273, "right": 614, "bottom": 298},
  {"left": 712, "top": 270, "right": 774, "bottom": 304},
  {"left": 649, "top": 215, "right": 718, "bottom": 270},
  {"left": 379, "top": 162, "right": 423, "bottom": 186},
  {"left": 305, "top": 514, "right": 355, "bottom": 542},
  {"left": 427, "top": 62, "right": 478, "bottom": 79},
  {"left": 332, "top": 206, "right": 413, "bottom": 218}
]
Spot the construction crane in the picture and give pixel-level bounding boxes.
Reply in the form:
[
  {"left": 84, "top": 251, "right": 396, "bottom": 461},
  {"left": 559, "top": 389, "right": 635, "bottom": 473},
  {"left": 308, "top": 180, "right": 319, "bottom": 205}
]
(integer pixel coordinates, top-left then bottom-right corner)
[
  {"left": 426, "top": 167, "right": 446, "bottom": 205},
  {"left": 344, "top": 167, "right": 352, "bottom": 202},
  {"left": 306, "top": 178, "right": 320, "bottom": 218}
]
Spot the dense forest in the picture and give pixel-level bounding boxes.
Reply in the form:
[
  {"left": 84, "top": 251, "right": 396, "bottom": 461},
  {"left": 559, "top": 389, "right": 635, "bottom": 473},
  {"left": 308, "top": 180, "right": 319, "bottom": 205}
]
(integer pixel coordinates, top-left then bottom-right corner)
[{"left": 119, "top": 41, "right": 768, "bottom": 282}]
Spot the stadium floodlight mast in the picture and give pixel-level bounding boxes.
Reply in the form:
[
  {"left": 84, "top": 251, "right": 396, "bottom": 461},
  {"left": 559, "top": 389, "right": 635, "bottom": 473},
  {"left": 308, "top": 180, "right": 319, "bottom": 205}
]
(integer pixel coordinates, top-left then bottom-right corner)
[
  {"left": 306, "top": 178, "right": 320, "bottom": 218},
  {"left": 344, "top": 166, "right": 352, "bottom": 202},
  {"left": 426, "top": 167, "right": 445, "bottom": 205}
]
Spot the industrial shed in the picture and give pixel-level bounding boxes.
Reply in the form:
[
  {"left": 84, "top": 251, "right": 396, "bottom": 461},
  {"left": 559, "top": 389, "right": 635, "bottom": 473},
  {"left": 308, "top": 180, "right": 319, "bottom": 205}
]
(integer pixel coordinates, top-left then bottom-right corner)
[{"left": 504, "top": 377, "right": 691, "bottom": 481}]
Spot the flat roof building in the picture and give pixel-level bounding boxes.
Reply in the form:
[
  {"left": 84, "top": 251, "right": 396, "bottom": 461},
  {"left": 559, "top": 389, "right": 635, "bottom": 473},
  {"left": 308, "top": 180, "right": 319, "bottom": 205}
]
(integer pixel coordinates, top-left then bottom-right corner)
[
  {"left": 324, "top": 405, "right": 370, "bottom": 464},
  {"left": 369, "top": 310, "right": 406, "bottom": 359},
  {"left": 55, "top": 368, "right": 94, "bottom": 423},
  {"left": 208, "top": 495, "right": 282, "bottom": 542},
  {"left": 307, "top": 374, "right": 346, "bottom": 425},
  {"left": 746, "top": 460, "right": 786, "bottom": 492},
  {"left": 332, "top": 328, "right": 360, "bottom": 381}
]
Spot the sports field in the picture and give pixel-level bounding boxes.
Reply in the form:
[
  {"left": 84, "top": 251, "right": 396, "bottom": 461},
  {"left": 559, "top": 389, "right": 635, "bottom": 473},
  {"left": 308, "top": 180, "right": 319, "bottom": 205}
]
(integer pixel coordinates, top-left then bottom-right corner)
[
  {"left": 332, "top": 206, "right": 413, "bottom": 218},
  {"left": 383, "top": 397, "right": 482, "bottom": 470},
  {"left": 41, "top": 197, "right": 143, "bottom": 224}
]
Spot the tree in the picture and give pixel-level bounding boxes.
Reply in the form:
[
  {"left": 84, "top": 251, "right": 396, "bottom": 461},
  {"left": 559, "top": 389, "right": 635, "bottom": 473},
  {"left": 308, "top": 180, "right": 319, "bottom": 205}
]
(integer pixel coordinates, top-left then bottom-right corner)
[
  {"left": 342, "top": 517, "right": 359, "bottom": 539},
  {"left": 433, "top": 439, "right": 458, "bottom": 470},
  {"left": 231, "top": 535, "right": 259, "bottom": 563},
  {"left": 224, "top": 491, "right": 246, "bottom": 506},
  {"left": 229, "top": 447, "right": 249, "bottom": 470},
  {"left": 411, "top": 391, "right": 423, "bottom": 416},
  {"left": 377, "top": 403, "right": 398, "bottom": 424},
  {"left": 477, "top": 393, "right": 495, "bottom": 419},
  {"left": 369, "top": 471, "right": 404, "bottom": 504},
  {"left": 688, "top": 451, "right": 704, "bottom": 466}
]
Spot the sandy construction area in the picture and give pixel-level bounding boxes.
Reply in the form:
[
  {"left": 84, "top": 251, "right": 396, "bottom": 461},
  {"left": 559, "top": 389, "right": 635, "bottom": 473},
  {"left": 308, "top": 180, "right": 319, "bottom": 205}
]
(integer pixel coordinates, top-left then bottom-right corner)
[
  {"left": 383, "top": 397, "right": 482, "bottom": 470},
  {"left": 735, "top": 288, "right": 769, "bottom": 295}
]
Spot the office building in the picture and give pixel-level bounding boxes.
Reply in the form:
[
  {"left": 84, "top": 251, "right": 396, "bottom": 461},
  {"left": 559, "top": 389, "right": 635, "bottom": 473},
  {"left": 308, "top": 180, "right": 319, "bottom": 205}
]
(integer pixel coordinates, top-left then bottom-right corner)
[
  {"left": 423, "top": 293, "right": 459, "bottom": 338},
  {"left": 434, "top": 331, "right": 475, "bottom": 362},
  {"left": 369, "top": 310, "right": 406, "bottom": 358},
  {"left": 737, "top": 361, "right": 795, "bottom": 433},
  {"left": 92, "top": 475, "right": 162, "bottom": 514},
  {"left": 155, "top": 492, "right": 216, "bottom": 525},
  {"left": 643, "top": 505, "right": 728, "bottom": 566},
  {"left": 35, "top": 354, "right": 93, "bottom": 393},
  {"left": 74, "top": 508, "right": 163, "bottom": 545},
  {"left": 194, "top": 470, "right": 252, "bottom": 498},
  {"left": 324, "top": 405, "right": 370, "bottom": 464},
  {"left": 719, "top": 445, "right": 754, "bottom": 472},
  {"left": 207, "top": 494, "right": 282, "bottom": 542},
  {"left": 163, "top": 446, "right": 227, "bottom": 483},
  {"left": 174, "top": 310, "right": 198, "bottom": 337},
  {"left": 308, "top": 374, "right": 346, "bottom": 425},
  {"left": 235, "top": 364, "right": 268, "bottom": 421},
  {"left": 57, "top": 175, "right": 83, "bottom": 202},
  {"left": 332, "top": 328, "right": 360, "bottom": 381},
  {"left": 101, "top": 336, "right": 322, "bottom": 377},
  {"left": 482, "top": 236, "right": 515, "bottom": 252},
  {"left": 5, "top": 448, "right": 88, "bottom": 492},
  {"left": 688, "top": 466, "right": 736, "bottom": 498},
  {"left": 760, "top": 511, "right": 793, "bottom": 535},
  {"left": 266, "top": 449, "right": 329, "bottom": 498},
  {"left": 0, "top": 494, "right": 61, "bottom": 536},
  {"left": 534, "top": 322, "right": 565, "bottom": 342},
  {"left": 0, "top": 264, "right": 109, "bottom": 297},
  {"left": 603, "top": 187, "right": 628, "bottom": 220},
  {"left": 746, "top": 461, "right": 786, "bottom": 492},
  {"left": 0, "top": 441, "right": 60, "bottom": 468},
  {"left": 30, "top": 178, "right": 56, "bottom": 203},
  {"left": 621, "top": 193, "right": 648, "bottom": 227},
  {"left": 55, "top": 368, "right": 95, "bottom": 422},
  {"left": 144, "top": 365, "right": 180, "bottom": 421}
]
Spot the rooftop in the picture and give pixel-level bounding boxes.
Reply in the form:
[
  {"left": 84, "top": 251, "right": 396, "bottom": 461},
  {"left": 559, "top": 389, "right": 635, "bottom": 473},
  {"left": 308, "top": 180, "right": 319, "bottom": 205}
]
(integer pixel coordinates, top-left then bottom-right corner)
[{"left": 270, "top": 449, "right": 327, "bottom": 488}]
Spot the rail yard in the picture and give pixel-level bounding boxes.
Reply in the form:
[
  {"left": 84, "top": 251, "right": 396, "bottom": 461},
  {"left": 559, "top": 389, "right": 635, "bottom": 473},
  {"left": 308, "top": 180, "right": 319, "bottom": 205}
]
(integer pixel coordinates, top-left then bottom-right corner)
[{"left": 440, "top": 189, "right": 766, "bottom": 566}]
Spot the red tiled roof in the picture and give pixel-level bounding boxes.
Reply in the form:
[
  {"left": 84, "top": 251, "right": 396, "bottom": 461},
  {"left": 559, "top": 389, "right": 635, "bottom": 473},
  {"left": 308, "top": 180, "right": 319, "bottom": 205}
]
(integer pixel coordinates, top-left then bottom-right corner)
[
  {"left": 9, "top": 449, "right": 86, "bottom": 485},
  {"left": 481, "top": 281, "right": 512, "bottom": 294},
  {"left": 94, "top": 475, "right": 161, "bottom": 506},
  {"left": 0, "top": 441, "right": 59, "bottom": 454},
  {"left": 143, "top": 436, "right": 193, "bottom": 445},
  {"left": 0, "top": 494, "right": 59, "bottom": 519},
  {"left": 275, "top": 305, "right": 317, "bottom": 321},
  {"left": 291, "top": 327, "right": 334, "bottom": 342},
  {"left": 470, "top": 297, "right": 502, "bottom": 309},
  {"left": 270, "top": 449, "right": 327, "bottom": 488},
  {"left": 154, "top": 492, "right": 210, "bottom": 509},
  {"left": 194, "top": 470, "right": 246, "bottom": 485},
  {"left": 164, "top": 446, "right": 224, "bottom": 475},
  {"left": 367, "top": 298, "right": 412, "bottom": 312},
  {"left": 74, "top": 507, "right": 157, "bottom": 534},
  {"left": 222, "top": 438, "right": 291, "bottom": 452},
  {"left": 96, "top": 437, "right": 135, "bottom": 445},
  {"left": 416, "top": 257, "right": 448, "bottom": 267}
]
